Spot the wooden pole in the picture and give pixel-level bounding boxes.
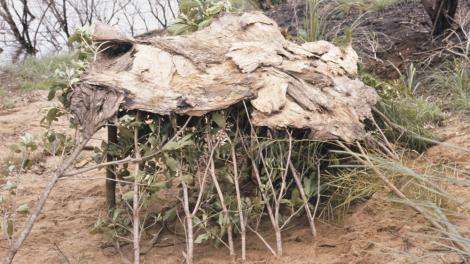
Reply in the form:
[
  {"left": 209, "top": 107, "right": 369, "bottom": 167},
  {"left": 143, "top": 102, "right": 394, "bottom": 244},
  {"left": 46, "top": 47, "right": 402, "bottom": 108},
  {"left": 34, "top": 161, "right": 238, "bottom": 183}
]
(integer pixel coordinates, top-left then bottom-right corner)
[{"left": 106, "top": 123, "right": 118, "bottom": 210}]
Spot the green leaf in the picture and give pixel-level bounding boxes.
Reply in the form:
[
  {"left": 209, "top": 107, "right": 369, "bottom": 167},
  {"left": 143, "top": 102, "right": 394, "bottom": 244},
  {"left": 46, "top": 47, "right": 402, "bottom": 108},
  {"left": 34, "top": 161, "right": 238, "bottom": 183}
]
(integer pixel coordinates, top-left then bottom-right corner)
[
  {"left": 42, "top": 107, "right": 63, "bottom": 127},
  {"left": 16, "top": 204, "right": 30, "bottom": 215},
  {"left": 7, "top": 219, "right": 14, "bottom": 238},
  {"left": 194, "top": 233, "right": 209, "bottom": 244},
  {"left": 148, "top": 181, "right": 168, "bottom": 192},
  {"left": 280, "top": 199, "right": 291, "bottom": 206},
  {"left": 165, "top": 157, "right": 178, "bottom": 172},
  {"left": 168, "top": 23, "right": 192, "bottom": 35},
  {"left": 118, "top": 127, "right": 134, "bottom": 140},
  {"left": 3, "top": 181, "right": 17, "bottom": 191},
  {"left": 162, "top": 134, "right": 194, "bottom": 151},
  {"left": 198, "top": 18, "right": 213, "bottom": 30},
  {"left": 291, "top": 188, "right": 301, "bottom": 205},
  {"left": 303, "top": 177, "right": 312, "bottom": 197},
  {"left": 122, "top": 191, "right": 135, "bottom": 201},
  {"left": 10, "top": 144, "right": 22, "bottom": 154},
  {"left": 211, "top": 112, "right": 225, "bottom": 128},
  {"left": 206, "top": 4, "right": 223, "bottom": 15},
  {"left": 163, "top": 207, "right": 177, "bottom": 222},
  {"left": 112, "top": 209, "right": 121, "bottom": 222}
]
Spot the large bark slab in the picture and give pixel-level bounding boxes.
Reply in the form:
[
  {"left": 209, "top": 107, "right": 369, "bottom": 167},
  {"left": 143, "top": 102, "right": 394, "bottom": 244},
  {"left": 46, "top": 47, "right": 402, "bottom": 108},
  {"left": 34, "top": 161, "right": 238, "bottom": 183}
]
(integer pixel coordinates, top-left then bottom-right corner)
[{"left": 70, "top": 12, "right": 378, "bottom": 142}]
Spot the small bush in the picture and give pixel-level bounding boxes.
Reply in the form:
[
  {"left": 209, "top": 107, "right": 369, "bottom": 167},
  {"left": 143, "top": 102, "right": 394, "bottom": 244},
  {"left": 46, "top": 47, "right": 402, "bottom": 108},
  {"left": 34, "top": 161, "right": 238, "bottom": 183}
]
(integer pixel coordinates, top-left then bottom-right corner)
[
  {"left": 336, "top": 0, "right": 406, "bottom": 13},
  {"left": 361, "top": 69, "right": 442, "bottom": 152},
  {"left": 2, "top": 53, "right": 76, "bottom": 91},
  {"left": 432, "top": 59, "right": 470, "bottom": 114}
]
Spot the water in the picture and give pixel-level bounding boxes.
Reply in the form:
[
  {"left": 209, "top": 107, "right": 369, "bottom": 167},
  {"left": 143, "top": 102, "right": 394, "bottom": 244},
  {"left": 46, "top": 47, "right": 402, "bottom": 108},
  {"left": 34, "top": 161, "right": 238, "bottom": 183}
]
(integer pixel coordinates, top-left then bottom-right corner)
[{"left": 0, "top": 0, "right": 179, "bottom": 65}]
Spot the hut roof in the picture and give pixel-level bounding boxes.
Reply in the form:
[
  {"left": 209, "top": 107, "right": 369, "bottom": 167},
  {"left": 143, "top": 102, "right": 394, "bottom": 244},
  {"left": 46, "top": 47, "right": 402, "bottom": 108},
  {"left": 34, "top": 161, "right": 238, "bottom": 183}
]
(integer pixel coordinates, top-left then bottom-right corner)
[{"left": 69, "top": 12, "right": 378, "bottom": 142}]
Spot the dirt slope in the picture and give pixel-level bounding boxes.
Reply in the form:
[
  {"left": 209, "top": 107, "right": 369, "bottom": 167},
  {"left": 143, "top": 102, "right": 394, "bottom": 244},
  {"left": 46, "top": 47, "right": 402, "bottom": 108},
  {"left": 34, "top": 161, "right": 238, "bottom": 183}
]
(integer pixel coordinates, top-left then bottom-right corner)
[{"left": 0, "top": 92, "right": 468, "bottom": 264}]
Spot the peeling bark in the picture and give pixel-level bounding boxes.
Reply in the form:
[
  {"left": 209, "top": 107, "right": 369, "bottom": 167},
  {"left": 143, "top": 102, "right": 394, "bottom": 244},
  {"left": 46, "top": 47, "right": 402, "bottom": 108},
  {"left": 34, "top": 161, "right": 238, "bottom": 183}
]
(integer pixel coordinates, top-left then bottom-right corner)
[{"left": 70, "top": 12, "right": 378, "bottom": 142}]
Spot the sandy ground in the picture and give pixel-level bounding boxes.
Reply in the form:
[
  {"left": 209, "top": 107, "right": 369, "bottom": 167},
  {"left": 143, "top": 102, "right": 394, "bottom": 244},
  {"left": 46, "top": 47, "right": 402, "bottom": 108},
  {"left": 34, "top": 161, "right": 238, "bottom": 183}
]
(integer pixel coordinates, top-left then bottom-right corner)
[{"left": 0, "top": 91, "right": 468, "bottom": 264}]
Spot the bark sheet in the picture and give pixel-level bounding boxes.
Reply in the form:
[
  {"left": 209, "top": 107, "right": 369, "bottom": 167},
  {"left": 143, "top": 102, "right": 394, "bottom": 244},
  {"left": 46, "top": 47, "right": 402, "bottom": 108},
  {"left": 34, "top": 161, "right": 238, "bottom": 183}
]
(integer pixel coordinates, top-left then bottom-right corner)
[{"left": 69, "top": 12, "right": 378, "bottom": 141}]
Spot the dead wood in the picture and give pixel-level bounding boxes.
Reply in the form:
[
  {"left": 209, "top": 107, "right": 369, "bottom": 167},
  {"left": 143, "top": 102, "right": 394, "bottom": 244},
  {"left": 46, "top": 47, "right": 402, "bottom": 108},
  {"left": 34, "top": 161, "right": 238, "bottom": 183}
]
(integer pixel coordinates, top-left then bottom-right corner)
[{"left": 70, "top": 12, "right": 378, "bottom": 143}]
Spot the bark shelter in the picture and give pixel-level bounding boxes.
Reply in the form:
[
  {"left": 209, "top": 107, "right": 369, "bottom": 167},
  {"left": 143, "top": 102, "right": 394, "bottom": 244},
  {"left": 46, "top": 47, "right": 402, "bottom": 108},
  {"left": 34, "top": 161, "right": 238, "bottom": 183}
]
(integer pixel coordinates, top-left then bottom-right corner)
[{"left": 69, "top": 12, "right": 378, "bottom": 142}]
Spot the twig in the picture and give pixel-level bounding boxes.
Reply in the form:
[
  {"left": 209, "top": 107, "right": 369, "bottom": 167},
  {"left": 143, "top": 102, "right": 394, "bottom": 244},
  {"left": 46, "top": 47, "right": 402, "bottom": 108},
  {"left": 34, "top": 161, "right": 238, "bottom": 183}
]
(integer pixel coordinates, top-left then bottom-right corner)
[
  {"left": 241, "top": 101, "right": 283, "bottom": 256},
  {"left": 288, "top": 160, "right": 317, "bottom": 237},
  {"left": 53, "top": 243, "right": 70, "bottom": 264},
  {"left": 62, "top": 117, "right": 192, "bottom": 177},
  {"left": 181, "top": 180, "right": 193, "bottom": 264},
  {"left": 115, "top": 240, "right": 132, "bottom": 264},
  {"left": 230, "top": 140, "right": 246, "bottom": 261},
  {"left": 247, "top": 225, "right": 277, "bottom": 256},
  {"left": 132, "top": 115, "right": 141, "bottom": 264},
  {"left": 209, "top": 157, "right": 235, "bottom": 256},
  {"left": 142, "top": 226, "right": 164, "bottom": 254},
  {"left": 3, "top": 135, "right": 90, "bottom": 264},
  {"left": 373, "top": 107, "right": 470, "bottom": 153}
]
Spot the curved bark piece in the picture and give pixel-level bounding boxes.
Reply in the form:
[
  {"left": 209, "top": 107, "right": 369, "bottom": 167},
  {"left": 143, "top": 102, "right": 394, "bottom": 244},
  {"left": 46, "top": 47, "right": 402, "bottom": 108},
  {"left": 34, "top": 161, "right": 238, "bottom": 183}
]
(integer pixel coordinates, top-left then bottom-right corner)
[{"left": 70, "top": 12, "right": 378, "bottom": 142}]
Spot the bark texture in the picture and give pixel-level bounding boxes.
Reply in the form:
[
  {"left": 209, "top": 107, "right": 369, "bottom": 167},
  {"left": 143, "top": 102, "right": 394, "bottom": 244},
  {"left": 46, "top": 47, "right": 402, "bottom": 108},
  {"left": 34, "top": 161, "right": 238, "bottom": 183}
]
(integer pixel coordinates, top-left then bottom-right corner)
[{"left": 70, "top": 12, "right": 378, "bottom": 142}]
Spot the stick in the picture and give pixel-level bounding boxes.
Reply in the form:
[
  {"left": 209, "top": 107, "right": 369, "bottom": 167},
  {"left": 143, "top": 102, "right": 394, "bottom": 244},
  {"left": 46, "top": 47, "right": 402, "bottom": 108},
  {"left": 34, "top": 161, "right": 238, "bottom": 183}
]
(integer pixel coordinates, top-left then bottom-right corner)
[
  {"left": 181, "top": 180, "right": 193, "bottom": 264},
  {"left": 62, "top": 117, "right": 193, "bottom": 177},
  {"left": 3, "top": 136, "right": 90, "bottom": 264},
  {"left": 209, "top": 157, "right": 235, "bottom": 256},
  {"left": 288, "top": 160, "right": 317, "bottom": 237},
  {"left": 230, "top": 141, "right": 246, "bottom": 261},
  {"left": 247, "top": 225, "right": 277, "bottom": 256},
  {"left": 132, "top": 115, "right": 141, "bottom": 264}
]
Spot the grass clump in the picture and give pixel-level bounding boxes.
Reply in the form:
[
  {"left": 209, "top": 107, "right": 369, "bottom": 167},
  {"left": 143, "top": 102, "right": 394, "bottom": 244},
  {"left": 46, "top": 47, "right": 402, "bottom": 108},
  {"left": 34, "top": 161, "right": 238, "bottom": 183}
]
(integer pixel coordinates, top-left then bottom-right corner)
[
  {"left": 377, "top": 96, "right": 442, "bottom": 151},
  {"left": 0, "top": 89, "right": 15, "bottom": 109},
  {"left": 2, "top": 53, "right": 76, "bottom": 91},
  {"left": 336, "top": 0, "right": 405, "bottom": 13},
  {"left": 361, "top": 68, "right": 442, "bottom": 152},
  {"left": 301, "top": 0, "right": 323, "bottom": 42},
  {"left": 432, "top": 60, "right": 470, "bottom": 114},
  {"left": 320, "top": 167, "right": 382, "bottom": 221}
]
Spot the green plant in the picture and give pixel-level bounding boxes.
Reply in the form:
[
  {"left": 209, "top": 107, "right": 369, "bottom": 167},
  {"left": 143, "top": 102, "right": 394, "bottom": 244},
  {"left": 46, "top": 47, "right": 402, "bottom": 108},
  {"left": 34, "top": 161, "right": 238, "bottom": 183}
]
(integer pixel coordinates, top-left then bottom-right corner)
[
  {"left": 432, "top": 59, "right": 470, "bottom": 113},
  {"left": 300, "top": 0, "right": 322, "bottom": 42},
  {"left": 168, "top": 0, "right": 239, "bottom": 35},
  {"left": 0, "top": 89, "right": 15, "bottom": 110},
  {"left": 336, "top": 0, "right": 406, "bottom": 13},
  {"left": 1, "top": 53, "right": 77, "bottom": 92},
  {"left": 361, "top": 67, "right": 442, "bottom": 152},
  {"left": 9, "top": 133, "right": 38, "bottom": 171},
  {"left": 320, "top": 167, "right": 382, "bottom": 221}
]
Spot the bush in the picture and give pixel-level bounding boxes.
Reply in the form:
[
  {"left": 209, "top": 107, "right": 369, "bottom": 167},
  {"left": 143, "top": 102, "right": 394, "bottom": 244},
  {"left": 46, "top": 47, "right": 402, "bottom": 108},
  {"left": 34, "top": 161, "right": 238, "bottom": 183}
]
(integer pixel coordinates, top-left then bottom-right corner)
[
  {"left": 2, "top": 53, "right": 76, "bottom": 91},
  {"left": 432, "top": 59, "right": 470, "bottom": 114},
  {"left": 361, "top": 69, "right": 442, "bottom": 152}
]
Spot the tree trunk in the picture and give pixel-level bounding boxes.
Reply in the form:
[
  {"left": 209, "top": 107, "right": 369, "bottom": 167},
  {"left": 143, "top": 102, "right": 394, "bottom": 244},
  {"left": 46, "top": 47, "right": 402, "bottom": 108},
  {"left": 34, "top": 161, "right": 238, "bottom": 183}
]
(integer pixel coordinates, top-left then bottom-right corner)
[
  {"left": 0, "top": 0, "right": 36, "bottom": 53},
  {"left": 422, "top": 0, "right": 459, "bottom": 36},
  {"left": 106, "top": 124, "right": 118, "bottom": 210}
]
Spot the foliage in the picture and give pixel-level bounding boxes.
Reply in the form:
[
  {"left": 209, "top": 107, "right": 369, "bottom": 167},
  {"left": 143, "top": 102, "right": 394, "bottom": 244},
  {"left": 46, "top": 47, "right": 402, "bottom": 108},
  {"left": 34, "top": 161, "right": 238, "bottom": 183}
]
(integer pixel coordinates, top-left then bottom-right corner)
[
  {"left": 0, "top": 133, "right": 40, "bottom": 243},
  {"left": 0, "top": 89, "right": 15, "bottom": 110},
  {"left": 41, "top": 27, "right": 96, "bottom": 156},
  {"left": 9, "top": 133, "right": 38, "bottom": 170},
  {"left": 361, "top": 66, "right": 442, "bottom": 152},
  {"left": 168, "top": 0, "right": 242, "bottom": 35},
  {"left": 320, "top": 167, "right": 382, "bottom": 221},
  {"left": 299, "top": 0, "right": 323, "bottom": 42},
  {"left": 432, "top": 59, "right": 470, "bottom": 114},
  {"left": 1, "top": 54, "right": 77, "bottom": 92},
  {"left": 336, "top": 0, "right": 406, "bottom": 13}
]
